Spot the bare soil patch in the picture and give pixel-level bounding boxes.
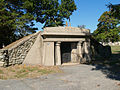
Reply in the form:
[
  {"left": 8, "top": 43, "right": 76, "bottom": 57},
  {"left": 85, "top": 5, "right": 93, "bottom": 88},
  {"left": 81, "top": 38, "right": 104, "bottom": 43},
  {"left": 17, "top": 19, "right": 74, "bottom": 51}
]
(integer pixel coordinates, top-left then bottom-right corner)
[{"left": 0, "top": 65, "right": 61, "bottom": 80}]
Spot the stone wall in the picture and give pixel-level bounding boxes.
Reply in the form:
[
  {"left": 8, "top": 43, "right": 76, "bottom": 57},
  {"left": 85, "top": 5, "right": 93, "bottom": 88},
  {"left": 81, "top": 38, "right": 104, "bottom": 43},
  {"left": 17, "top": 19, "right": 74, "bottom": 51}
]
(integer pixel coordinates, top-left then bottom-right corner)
[
  {"left": 23, "top": 33, "right": 44, "bottom": 65},
  {"left": 0, "top": 32, "right": 40, "bottom": 67},
  {"left": 90, "top": 38, "right": 112, "bottom": 59},
  {"left": 82, "top": 39, "right": 91, "bottom": 63},
  {"left": 0, "top": 49, "right": 8, "bottom": 66},
  {"left": 71, "top": 43, "right": 78, "bottom": 63}
]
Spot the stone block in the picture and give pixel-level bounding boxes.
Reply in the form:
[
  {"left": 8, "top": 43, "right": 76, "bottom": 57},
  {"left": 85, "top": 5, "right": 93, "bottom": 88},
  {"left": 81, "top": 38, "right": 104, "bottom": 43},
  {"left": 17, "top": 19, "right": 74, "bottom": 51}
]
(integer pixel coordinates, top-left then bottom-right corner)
[
  {"left": 0, "top": 56, "right": 4, "bottom": 59},
  {"left": 0, "top": 61, "right": 4, "bottom": 67}
]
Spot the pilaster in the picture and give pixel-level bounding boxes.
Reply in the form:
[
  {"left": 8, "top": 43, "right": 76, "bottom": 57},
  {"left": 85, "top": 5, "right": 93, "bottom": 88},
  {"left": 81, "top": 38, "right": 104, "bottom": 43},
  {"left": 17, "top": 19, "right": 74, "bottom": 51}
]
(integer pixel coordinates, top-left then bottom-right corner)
[
  {"left": 77, "top": 41, "right": 83, "bottom": 63},
  {"left": 55, "top": 42, "right": 61, "bottom": 65}
]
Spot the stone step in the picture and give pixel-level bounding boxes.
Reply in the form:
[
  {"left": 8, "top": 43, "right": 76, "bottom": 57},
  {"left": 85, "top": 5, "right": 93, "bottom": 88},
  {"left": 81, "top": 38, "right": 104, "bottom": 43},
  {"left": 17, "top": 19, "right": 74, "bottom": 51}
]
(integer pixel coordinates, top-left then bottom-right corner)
[{"left": 62, "top": 63, "right": 79, "bottom": 66}]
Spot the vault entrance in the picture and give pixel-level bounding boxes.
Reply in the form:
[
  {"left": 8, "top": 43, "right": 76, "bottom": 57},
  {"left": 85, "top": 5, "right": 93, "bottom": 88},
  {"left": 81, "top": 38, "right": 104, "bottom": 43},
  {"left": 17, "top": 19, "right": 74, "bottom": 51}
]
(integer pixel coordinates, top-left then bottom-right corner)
[
  {"left": 61, "top": 42, "right": 71, "bottom": 63},
  {"left": 60, "top": 42, "right": 78, "bottom": 64}
]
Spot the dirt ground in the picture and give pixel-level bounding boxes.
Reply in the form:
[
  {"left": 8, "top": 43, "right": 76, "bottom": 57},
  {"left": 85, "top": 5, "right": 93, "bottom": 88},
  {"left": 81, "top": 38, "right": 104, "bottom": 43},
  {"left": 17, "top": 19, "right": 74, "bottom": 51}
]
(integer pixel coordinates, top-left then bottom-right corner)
[{"left": 0, "top": 65, "right": 61, "bottom": 80}]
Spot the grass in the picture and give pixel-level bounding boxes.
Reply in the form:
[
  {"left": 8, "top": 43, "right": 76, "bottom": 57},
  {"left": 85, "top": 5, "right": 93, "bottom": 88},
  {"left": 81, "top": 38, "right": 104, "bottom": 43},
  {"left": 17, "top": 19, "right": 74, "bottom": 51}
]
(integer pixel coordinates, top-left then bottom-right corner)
[
  {"left": 108, "top": 45, "right": 120, "bottom": 65},
  {"left": 0, "top": 69, "right": 4, "bottom": 74},
  {"left": 111, "top": 45, "right": 120, "bottom": 54},
  {"left": 0, "top": 65, "right": 61, "bottom": 80}
]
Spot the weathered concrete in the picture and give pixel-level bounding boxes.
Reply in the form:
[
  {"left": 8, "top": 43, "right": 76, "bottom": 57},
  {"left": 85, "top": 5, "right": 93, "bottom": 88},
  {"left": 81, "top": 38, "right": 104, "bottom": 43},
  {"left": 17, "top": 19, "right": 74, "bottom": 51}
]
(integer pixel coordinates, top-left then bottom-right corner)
[
  {"left": 55, "top": 42, "right": 61, "bottom": 65},
  {"left": 41, "top": 27, "right": 91, "bottom": 66},
  {"left": 71, "top": 43, "right": 77, "bottom": 63},
  {"left": 83, "top": 39, "right": 91, "bottom": 63},
  {"left": 42, "top": 27, "right": 90, "bottom": 36},
  {"left": 23, "top": 33, "right": 43, "bottom": 65},
  {"left": 77, "top": 41, "right": 83, "bottom": 63},
  {"left": 43, "top": 42, "right": 54, "bottom": 66}
]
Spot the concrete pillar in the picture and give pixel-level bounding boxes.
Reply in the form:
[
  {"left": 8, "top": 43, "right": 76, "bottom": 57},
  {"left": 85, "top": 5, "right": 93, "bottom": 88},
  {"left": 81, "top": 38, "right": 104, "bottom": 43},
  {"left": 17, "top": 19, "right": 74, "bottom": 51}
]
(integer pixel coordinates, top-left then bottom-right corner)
[
  {"left": 77, "top": 41, "right": 83, "bottom": 63},
  {"left": 84, "top": 39, "right": 91, "bottom": 62},
  {"left": 84, "top": 41, "right": 89, "bottom": 53},
  {"left": 55, "top": 42, "right": 61, "bottom": 65}
]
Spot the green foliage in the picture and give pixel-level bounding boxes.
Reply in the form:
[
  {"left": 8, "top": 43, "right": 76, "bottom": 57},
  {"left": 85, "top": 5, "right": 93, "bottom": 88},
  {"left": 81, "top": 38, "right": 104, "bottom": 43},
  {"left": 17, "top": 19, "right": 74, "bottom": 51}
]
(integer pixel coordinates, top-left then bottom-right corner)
[
  {"left": 108, "top": 4, "right": 120, "bottom": 20},
  {"left": 6, "top": 0, "right": 76, "bottom": 28},
  {"left": 33, "top": 0, "right": 77, "bottom": 28},
  {"left": 0, "top": 0, "right": 76, "bottom": 48},
  {"left": 0, "top": 0, "right": 37, "bottom": 48},
  {"left": 93, "top": 11, "right": 120, "bottom": 42}
]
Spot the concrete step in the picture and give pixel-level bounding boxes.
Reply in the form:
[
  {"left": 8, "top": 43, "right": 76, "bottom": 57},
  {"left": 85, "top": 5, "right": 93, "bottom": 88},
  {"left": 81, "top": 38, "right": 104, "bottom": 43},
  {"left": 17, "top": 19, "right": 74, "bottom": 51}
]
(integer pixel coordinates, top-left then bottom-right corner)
[{"left": 62, "top": 63, "right": 79, "bottom": 66}]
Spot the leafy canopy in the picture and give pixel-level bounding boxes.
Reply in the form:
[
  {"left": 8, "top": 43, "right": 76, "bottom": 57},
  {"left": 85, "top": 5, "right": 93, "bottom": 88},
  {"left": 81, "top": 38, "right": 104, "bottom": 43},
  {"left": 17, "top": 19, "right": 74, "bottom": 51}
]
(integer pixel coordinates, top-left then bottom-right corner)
[
  {"left": 93, "top": 11, "right": 120, "bottom": 42},
  {"left": 0, "top": 0, "right": 77, "bottom": 48},
  {"left": 108, "top": 4, "right": 120, "bottom": 20},
  {"left": 0, "top": 0, "right": 37, "bottom": 48},
  {"left": 6, "top": 0, "right": 77, "bottom": 28},
  {"left": 31, "top": 0, "right": 77, "bottom": 28}
]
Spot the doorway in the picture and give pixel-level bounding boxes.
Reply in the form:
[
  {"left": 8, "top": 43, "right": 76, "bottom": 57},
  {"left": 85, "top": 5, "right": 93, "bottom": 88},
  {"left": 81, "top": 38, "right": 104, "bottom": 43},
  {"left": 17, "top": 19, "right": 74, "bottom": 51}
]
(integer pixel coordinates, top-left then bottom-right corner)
[{"left": 61, "top": 42, "right": 72, "bottom": 64}]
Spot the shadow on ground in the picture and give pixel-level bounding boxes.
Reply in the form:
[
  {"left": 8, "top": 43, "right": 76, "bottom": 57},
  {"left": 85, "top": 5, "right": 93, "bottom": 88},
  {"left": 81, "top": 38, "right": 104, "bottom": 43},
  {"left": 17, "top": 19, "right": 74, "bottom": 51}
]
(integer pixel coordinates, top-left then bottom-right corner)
[{"left": 88, "top": 52, "right": 120, "bottom": 81}]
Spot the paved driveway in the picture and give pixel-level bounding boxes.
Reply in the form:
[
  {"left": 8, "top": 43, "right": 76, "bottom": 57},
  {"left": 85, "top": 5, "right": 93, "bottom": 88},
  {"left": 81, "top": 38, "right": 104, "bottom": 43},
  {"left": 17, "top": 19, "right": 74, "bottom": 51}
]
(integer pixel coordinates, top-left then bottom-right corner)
[{"left": 0, "top": 64, "right": 120, "bottom": 90}]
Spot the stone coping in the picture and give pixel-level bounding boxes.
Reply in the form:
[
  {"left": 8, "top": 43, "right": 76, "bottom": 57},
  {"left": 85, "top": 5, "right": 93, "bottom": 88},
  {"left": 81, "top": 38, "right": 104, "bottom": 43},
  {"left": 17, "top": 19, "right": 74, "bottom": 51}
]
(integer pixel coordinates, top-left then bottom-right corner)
[
  {"left": 2, "top": 31, "right": 41, "bottom": 50},
  {"left": 41, "top": 32, "right": 88, "bottom": 36},
  {"left": 42, "top": 27, "right": 90, "bottom": 36}
]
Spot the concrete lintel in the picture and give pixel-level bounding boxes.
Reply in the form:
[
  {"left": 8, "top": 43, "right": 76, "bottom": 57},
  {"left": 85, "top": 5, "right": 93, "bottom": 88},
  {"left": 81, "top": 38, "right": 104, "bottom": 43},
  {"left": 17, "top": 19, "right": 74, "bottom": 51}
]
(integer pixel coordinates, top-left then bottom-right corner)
[
  {"left": 41, "top": 33, "right": 88, "bottom": 36},
  {"left": 43, "top": 38, "right": 85, "bottom": 42}
]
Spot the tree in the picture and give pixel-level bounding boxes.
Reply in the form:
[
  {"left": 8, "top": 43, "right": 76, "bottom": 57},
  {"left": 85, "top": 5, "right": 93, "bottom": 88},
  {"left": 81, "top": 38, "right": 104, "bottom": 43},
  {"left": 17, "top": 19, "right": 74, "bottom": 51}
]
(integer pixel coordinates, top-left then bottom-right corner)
[
  {"left": 0, "top": 0, "right": 37, "bottom": 48},
  {"left": 93, "top": 11, "right": 120, "bottom": 42},
  {"left": 108, "top": 4, "right": 120, "bottom": 41},
  {"left": 108, "top": 4, "right": 120, "bottom": 19},
  {"left": 6, "top": 0, "right": 76, "bottom": 28},
  {"left": 0, "top": 0, "right": 76, "bottom": 48},
  {"left": 32, "top": 0, "right": 77, "bottom": 28}
]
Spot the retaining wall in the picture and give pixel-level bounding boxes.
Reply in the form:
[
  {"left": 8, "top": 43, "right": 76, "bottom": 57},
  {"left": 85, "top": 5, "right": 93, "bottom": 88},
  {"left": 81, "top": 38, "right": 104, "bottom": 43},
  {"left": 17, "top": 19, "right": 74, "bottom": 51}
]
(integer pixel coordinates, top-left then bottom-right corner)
[
  {"left": 90, "top": 38, "right": 112, "bottom": 60},
  {"left": 0, "top": 32, "right": 40, "bottom": 67}
]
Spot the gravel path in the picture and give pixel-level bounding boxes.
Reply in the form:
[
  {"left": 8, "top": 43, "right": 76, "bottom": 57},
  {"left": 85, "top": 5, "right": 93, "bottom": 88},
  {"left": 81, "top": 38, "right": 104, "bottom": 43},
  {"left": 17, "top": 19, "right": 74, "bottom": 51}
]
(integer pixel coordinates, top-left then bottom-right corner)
[{"left": 0, "top": 64, "right": 120, "bottom": 90}]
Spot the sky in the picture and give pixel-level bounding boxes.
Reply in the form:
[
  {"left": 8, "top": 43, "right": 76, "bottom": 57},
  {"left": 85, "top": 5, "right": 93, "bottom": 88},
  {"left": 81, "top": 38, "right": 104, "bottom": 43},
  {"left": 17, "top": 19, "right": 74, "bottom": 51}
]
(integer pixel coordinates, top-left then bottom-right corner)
[{"left": 34, "top": 0, "right": 120, "bottom": 33}]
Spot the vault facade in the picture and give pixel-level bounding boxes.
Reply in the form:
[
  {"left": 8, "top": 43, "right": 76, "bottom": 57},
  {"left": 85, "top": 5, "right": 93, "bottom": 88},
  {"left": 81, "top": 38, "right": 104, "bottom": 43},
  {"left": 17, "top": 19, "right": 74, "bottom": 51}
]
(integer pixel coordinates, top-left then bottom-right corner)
[{"left": 41, "top": 27, "right": 91, "bottom": 66}]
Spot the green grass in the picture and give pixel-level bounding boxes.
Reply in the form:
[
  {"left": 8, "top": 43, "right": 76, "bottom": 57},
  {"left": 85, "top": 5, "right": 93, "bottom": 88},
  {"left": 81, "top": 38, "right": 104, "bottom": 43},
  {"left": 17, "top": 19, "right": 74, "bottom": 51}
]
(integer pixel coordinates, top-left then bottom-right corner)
[
  {"left": 15, "top": 72, "right": 28, "bottom": 78},
  {"left": 17, "top": 69, "right": 27, "bottom": 74},
  {"left": 37, "top": 69, "right": 53, "bottom": 74},
  {"left": 26, "top": 67, "right": 39, "bottom": 72},
  {"left": 111, "top": 46, "right": 120, "bottom": 53},
  {"left": 0, "top": 69, "right": 4, "bottom": 74}
]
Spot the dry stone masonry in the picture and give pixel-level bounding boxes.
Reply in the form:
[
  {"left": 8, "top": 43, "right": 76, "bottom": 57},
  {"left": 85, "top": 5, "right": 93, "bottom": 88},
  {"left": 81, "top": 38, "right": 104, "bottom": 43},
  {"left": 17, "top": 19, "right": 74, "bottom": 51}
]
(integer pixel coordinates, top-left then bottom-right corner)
[
  {"left": 0, "top": 32, "right": 39, "bottom": 66},
  {"left": 90, "top": 38, "right": 112, "bottom": 59}
]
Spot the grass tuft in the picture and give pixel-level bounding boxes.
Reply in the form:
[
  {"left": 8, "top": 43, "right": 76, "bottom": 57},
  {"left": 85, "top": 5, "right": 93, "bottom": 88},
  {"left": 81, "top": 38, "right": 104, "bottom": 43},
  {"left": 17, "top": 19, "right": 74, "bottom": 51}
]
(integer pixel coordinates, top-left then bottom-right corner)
[{"left": 111, "top": 46, "right": 120, "bottom": 54}]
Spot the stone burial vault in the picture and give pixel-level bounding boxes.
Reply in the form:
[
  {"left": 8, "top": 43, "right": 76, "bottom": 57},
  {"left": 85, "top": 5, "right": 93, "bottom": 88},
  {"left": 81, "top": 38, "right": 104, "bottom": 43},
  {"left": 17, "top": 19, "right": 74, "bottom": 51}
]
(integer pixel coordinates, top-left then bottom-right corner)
[{"left": 0, "top": 27, "right": 91, "bottom": 66}]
